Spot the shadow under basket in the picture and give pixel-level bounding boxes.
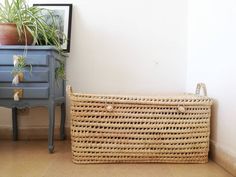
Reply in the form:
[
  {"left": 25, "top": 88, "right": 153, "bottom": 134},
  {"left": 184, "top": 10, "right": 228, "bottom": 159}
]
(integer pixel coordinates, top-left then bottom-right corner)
[{"left": 67, "top": 83, "right": 213, "bottom": 164}]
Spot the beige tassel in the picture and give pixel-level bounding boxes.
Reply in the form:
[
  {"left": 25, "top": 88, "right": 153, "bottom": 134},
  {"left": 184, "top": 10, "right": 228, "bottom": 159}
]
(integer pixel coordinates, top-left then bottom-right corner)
[
  {"left": 12, "top": 74, "right": 19, "bottom": 85},
  {"left": 13, "top": 55, "right": 19, "bottom": 66},
  {"left": 14, "top": 92, "right": 20, "bottom": 101}
]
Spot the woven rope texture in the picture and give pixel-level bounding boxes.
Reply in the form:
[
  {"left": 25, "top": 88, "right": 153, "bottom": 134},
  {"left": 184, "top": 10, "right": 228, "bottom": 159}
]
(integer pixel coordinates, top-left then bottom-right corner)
[{"left": 69, "top": 91, "right": 213, "bottom": 164}]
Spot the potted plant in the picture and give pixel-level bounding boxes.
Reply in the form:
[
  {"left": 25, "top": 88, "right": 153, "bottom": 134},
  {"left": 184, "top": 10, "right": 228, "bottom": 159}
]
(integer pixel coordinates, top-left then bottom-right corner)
[{"left": 0, "top": 0, "right": 63, "bottom": 49}]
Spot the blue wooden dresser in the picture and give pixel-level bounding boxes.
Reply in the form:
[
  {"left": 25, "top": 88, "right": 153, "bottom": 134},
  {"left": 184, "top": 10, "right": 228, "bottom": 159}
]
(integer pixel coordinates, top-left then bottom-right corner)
[{"left": 0, "top": 46, "right": 67, "bottom": 153}]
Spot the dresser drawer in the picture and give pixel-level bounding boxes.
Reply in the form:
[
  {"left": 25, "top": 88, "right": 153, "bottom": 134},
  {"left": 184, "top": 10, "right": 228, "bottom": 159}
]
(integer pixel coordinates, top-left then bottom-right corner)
[
  {"left": 0, "top": 86, "right": 49, "bottom": 99},
  {"left": 0, "top": 67, "right": 49, "bottom": 82},
  {"left": 0, "top": 54, "right": 48, "bottom": 66}
]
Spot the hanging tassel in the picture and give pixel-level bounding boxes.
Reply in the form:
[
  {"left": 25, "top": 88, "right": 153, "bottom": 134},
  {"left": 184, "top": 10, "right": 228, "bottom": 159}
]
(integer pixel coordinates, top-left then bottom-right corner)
[
  {"left": 13, "top": 55, "right": 19, "bottom": 66},
  {"left": 14, "top": 92, "right": 20, "bottom": 101},
  {"left": 12, "top": 74, "right": 19, "bottom": 85}
]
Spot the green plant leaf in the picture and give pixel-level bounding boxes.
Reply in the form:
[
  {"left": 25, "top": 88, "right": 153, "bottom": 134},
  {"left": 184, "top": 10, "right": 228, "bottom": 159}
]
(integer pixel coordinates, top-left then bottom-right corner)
[{"left": 0, "top": 0, "right": 67, "bottom": 80}]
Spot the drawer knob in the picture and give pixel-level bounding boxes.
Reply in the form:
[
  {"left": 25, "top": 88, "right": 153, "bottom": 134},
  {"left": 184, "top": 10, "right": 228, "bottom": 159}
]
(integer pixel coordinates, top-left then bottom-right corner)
[
  {"left": 178, "top": 106, "right": 186, "bottom": 113},
  {"left": 13, "top": 89, "right": 23, "bottom": 101},
  {"left": 106, "top": 105, "right": 114, "bottom": 112}
]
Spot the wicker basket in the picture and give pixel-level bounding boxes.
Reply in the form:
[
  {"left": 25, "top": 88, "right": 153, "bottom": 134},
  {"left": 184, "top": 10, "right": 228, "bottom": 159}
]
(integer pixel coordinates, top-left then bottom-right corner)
[{"left": 68, "top": 83, "right": 213, "bottom": 164}]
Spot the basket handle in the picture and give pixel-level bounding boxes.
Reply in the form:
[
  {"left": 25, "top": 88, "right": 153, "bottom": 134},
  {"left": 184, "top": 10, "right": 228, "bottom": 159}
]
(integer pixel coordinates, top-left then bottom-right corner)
[
  {"left": 195, "top": 83, "right": 207, "bottom": 96},
  {"left": 66, "top": 85, "right": 73, "bottom": 95}
]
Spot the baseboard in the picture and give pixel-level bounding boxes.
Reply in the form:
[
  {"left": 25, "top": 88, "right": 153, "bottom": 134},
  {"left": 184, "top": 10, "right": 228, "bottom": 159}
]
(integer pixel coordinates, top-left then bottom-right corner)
[
  {"left": 0, "top": 126, "right": 71, "bottom": 140},
  {"left": 210, "top": 140, "right": 236, "bottom": 176}
]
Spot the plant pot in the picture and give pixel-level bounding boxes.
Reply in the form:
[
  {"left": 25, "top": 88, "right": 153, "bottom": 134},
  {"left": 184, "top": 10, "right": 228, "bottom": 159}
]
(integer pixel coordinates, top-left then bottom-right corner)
[{"left": 0, "top": 23, "right": 33, "bottom": 45}]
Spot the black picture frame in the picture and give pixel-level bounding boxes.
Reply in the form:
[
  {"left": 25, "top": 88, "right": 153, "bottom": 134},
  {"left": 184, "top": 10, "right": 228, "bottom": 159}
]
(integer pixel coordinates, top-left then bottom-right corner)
[{"left": 33, "top": 4, "right": 73, "bottom": 52}]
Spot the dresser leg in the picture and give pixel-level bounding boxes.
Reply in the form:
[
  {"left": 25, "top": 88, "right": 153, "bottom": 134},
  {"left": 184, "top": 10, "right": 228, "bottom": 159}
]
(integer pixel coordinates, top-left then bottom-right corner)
[
  {"left": 12, "top": 108, "right": 18, "bottom": 141},
  {"left": 48, "top": 101, "right": 55, "bottom": 153},
  {"left": 60, "top": 103, "right": 66, "bottom": 140}
]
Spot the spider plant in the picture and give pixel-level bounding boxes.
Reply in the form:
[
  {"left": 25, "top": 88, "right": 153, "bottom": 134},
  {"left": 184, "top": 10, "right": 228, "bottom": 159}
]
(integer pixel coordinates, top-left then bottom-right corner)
[
  {"left": 0, "top": 0, "right": 65, "bottom": 50},
  {"left": 0, "top": 0, "right": 66, "bottom": 80}
]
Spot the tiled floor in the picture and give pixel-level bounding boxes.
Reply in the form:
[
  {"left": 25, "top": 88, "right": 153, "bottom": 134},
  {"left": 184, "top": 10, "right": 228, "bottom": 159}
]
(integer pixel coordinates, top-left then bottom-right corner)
[{"left": 0, "top": 140, "right": 234, "bottom": 177}]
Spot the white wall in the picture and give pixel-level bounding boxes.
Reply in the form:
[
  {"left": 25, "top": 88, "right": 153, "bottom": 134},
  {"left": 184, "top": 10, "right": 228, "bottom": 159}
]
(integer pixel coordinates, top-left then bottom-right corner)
[
  {"left": 65, "top": 0, "right": 188, "bottom": 95},
  {"left": 187, "top": 0, "right": 236, "bottom": 158},
  {"left": 0, "top": 0, "right": 188, "bottom": 130}
]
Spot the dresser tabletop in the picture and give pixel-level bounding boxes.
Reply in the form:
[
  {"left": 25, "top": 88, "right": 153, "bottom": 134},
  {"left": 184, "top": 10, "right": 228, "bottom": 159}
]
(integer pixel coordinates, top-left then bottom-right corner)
[{"left": 0, "top": 45, "right": 57, "bottom": 50}]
